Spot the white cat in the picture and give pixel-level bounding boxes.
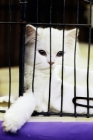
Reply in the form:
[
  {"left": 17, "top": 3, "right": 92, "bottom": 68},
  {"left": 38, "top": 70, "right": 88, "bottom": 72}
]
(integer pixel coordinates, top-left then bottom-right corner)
[{"left": 2, "top": 25, "right": 79, "bottom": 132}]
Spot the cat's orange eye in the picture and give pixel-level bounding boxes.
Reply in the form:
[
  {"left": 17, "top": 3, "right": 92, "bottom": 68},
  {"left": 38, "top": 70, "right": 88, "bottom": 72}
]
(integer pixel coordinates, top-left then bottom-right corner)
[
  {"left": 56, "top": 51, "right": 64, "bottom": 57},
  {"left": 38, "top": 50, "right": 47, "bottom": 56}
]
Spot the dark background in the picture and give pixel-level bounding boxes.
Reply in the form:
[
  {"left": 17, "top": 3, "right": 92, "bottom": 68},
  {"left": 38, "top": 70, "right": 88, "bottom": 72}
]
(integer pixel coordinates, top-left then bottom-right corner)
[{"left": 0, "top": 0, "right": 92, "bottom": 67}]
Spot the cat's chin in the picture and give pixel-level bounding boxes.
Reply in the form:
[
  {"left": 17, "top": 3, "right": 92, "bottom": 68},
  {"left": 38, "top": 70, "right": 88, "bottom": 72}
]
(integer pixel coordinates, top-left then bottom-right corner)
[
  {"left": 35, "top": 65, "right": 55, "bottom": 70},
  {"left": 43, "top": 64, "right": 58, "bottom": 70}
]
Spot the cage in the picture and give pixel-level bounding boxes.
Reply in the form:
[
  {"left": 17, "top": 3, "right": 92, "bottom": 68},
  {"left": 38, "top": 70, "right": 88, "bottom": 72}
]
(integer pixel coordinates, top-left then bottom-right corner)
[
  {"left": 0, "top": 0, "right": 93, "bottom": 136},
  {"left": 20, "top": 0, "right": 93, "bottom": 117}
]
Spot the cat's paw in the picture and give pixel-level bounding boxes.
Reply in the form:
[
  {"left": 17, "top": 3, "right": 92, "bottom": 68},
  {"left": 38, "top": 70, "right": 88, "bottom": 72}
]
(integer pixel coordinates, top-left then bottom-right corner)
[
  {"left": 2, "top": 112, "right": 21, "bottom": 133},
  {"left": 2, "top": 111, "right": 22, "bottom": 133},
  {"left": 3, "top": 119, "right": 17, "bottom": 133},
  {"left": 36, "top": 103, "right": 47, "bottom": 112}
]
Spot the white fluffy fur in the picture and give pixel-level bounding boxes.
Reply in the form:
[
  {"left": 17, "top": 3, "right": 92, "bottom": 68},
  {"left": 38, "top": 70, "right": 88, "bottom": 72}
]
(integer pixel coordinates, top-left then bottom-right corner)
[
  {"left": 3, "top": 25, "right": 80, "bottom": 132},
  {"left": 44, "top": 65, "right": 93, "bottom": 114}
]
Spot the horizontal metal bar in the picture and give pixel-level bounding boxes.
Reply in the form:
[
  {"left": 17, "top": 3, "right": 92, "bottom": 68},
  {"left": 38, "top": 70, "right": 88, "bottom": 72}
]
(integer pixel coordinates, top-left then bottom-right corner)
[
  {"left": 1, "top": 110, "right": 93, "bottom": 117},
  {"left": 0, "top": 110, "right": 6, "bottom": 113},
  {"left": 32, "top": 111, "right": 93, "bottom": 117},
  {"left": 73, "top": 97, "right": 93, "bottom": 108},
  {"left": 0, "top": 22, "right": 92, "bottom": 27}
]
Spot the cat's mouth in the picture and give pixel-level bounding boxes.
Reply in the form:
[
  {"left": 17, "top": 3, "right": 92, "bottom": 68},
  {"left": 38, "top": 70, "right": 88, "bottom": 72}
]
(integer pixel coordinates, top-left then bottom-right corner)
[{"left": 48, "top": 63, "right": 57, "bottom": 69}]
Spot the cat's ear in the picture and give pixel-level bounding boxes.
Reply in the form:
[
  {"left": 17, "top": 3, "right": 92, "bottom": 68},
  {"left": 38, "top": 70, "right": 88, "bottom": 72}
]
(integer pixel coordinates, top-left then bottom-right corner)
[
  {"left": 66, "top": 28, "right": 79, "bottom": 39},
  {"left": 26, "top": 24, "right": 36, "bottom": 37},
  {"left": 25, "top": 25, "right": 36, "bottom": 45}
]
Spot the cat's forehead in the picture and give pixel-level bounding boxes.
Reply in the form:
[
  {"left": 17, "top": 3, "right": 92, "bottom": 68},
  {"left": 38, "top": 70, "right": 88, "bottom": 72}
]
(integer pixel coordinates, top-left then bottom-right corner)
[
  {"left": 38, "top": 27, "right": 63, "bottom": 40},
  {"left": 37, "top": 28, "right": 66, "bottom": 52}
]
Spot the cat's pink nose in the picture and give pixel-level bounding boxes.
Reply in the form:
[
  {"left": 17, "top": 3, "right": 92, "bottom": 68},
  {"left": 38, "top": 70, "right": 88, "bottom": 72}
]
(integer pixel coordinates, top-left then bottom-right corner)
[{"left": 48, "top": 62, "right": 54, "bottom": 65}]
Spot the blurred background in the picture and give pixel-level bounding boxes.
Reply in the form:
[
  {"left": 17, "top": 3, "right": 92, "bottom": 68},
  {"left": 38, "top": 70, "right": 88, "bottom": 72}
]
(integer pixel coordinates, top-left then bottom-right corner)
[{"left": 0, "top": 0, "right": 93, "bottom": 67}]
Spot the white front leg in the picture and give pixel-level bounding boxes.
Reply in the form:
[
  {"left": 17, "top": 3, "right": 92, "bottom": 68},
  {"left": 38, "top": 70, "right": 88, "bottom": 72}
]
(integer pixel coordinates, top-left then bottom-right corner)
[{"left": 2, "top": 92, "right": 36, "bottom": 133}]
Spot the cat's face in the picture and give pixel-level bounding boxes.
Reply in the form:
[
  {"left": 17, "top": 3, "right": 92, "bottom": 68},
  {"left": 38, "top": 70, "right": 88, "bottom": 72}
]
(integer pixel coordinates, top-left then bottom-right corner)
[{"left": 25, "top": 25, "right": 78, "bottom": 69}]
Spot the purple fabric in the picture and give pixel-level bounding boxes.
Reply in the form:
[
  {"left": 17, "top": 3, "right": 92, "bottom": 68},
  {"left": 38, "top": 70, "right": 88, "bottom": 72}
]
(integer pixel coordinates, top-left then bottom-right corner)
[{"left": 0, "top": 121, "right": 93, "bottom": 140}]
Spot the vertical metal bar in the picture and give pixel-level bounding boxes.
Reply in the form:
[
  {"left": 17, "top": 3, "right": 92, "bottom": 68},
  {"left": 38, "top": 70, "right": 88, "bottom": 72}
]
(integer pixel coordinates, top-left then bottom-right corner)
[
  {"left": 32, "top": 29, "right": 38, "bottom": 93},
  {"left": 86, "top": 0, "right": 92, "bottom": 118},
  {"left": 74, "top": 0, "right": 79, "bottom": 117},
  {"left": 32, "top": 0, "right": 38, "bottom": 93},
  {"left": 8, "top": 0, "right": 12, "bottom": 108},
  {"left": 60, "top": 0, "right": 65, "bottom": 116},
  {"left": 48, "top": 0, "right": 52, "bottom": 114},
  {"left": 19, "top": 0, "right": 27, "bottom": 96}
]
